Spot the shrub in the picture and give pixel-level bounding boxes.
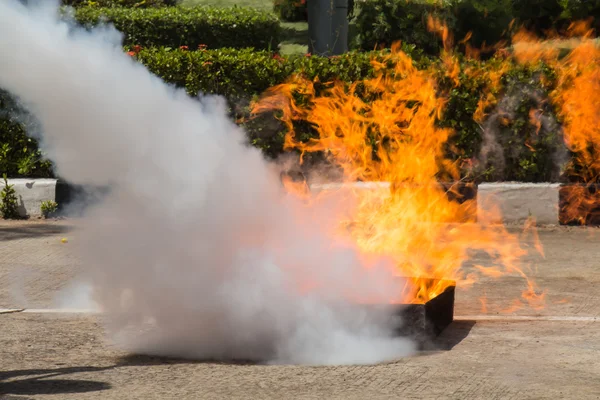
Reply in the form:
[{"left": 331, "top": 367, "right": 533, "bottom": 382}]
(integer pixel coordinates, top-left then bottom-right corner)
[
  {"left": 133, "top": 45, "right": 383, "bottom": 102},
  {"left": 510, "top": 0, "right": 600, "bottom": 35},
  {"left": 0, "top": 46, "right": 578, "bottom": 183},
  {"left": 355, "top": 0, "right": 600, "bottom": 55},
  {"left": 353, "top": 0, "right": 451, "bottom": 54},
  {"left": 138, "top": 48, "right": 295, "bottom": 100},
  {"left": 354, "top": 0, "right": 513, "bottom": 54},
  {"left": 131, "top": 47, "right": 566, "bottom": 182},
  {"left": 1, "top": 175, "right": 20, "bottom": 219},
  {"left": 451, "top": 0, "right": 514, "bottom": 49},
  {"left": 133, "top": 46, "right": 380, "bottom": 157},
  {"left": 463, "top": 61, "right": 564, "bottom": 182},
  {"left": 62, "top": 0, "right": 179, "bottom": 7},
  {"left": 72, "top": 6, "right": 281, "bottom": 50},
  {"left": 273, "top": 0, "right": 307, "bottom": 22},
  {"left": 0, "top": 90, "right": 53, "bottom": 178},
  {"left": 41, "top": 200, "right": 59, "bottom": 218}
]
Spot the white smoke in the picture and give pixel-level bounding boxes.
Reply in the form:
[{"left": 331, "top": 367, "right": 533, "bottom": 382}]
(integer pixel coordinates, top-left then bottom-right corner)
[
  {"left": 477, "top": 82, "right": 567, "bottom": 182},
  {"left": 0, "top": 0, "right": 415, "bottom": 364}
]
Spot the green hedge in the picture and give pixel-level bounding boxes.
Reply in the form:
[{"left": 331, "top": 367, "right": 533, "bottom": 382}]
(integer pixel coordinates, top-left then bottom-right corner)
[
  {"left": 62, "top": 0, "right": 178, "bottom": 7},
  {"left": 135, "top": 47, "right": 379, "bottom": 99},
  {"left": 0, "top": 91, "right": 53, "bottom": 178},
  {"left": 116, "top": 47, "right": 571, "bottom": 182},
  {"left": 72, "top": 6, "right": 281, "bottom": 50},
  {"left": 135, "top": 47, "right": 383, "bottom": 158},
  {"left": 0, "top": 46, "right": 573, "bottom": 182},
  {"left": 511, "top": 0, "right": 600, "bottom": 35},
  {"left": 354, "top": 0, "right": 514, "bottom": 55},
  {"left": 355, "top": 0, "right": 600, "bottom": 55}
]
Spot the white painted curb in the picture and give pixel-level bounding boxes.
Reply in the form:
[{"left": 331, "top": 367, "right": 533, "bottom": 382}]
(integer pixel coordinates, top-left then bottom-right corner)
[
  {"left": 6, "top": 178, "right": 57, "bottom": 218},
  {"left": 310, "top": 182, "right": 390, "bottom": 192},
  {"left": 2, "top": 179, "right": 562, "bottom": 224},
  {"left": 309, "top": 181, "right": 560, "bottom": 224},
  {"left": 477, "top": 183, "right": 560, "bottom": 225}
]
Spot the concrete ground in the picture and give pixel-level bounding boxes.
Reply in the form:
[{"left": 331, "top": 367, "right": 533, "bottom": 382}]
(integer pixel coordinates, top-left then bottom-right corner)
[{"left": 1, "top": 220, "right": 600, "bottom": 399}]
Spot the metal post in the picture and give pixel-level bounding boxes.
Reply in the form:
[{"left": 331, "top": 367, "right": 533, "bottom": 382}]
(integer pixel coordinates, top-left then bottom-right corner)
[{"left": 307, "top": 0, "right": 348, "bottom": 56}]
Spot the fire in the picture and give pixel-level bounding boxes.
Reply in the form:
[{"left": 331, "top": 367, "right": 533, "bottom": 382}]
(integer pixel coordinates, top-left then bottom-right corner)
[
  {"left": 252, "top": 37, "right": 545, "bottom": 308},
  {"left": 512, "top": 21, "right": 600, "bottom": 223},
  {"left": 280, "top": 171, "right": 311, "bottom": 199},
  {"left": 251, "top": 18, "right": 600, "bottom": 310}
]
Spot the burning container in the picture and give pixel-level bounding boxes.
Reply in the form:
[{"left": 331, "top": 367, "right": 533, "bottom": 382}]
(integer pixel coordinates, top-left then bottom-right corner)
[
  {"left": 362, "top": 278, "right": 456, "bottom": 347},
  {"left": 395, "top": 280, "right": 456, "bottom": 344}
]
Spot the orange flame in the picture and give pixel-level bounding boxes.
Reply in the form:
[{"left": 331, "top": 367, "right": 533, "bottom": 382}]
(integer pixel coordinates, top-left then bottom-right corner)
[
  {"left": 253, "top": 37, "right": 544, "bottom": 307},
  {"left": 512, "top": 21, "right": 600, "bottom": 223},
  {"left": 280, "top": 171, "right": 311, "bottom": 199},
  {"left": 479, "top": 295, "right": 488, "bottom": 313},
  {"left": 502, "top": 299, "right": 524, "bottom": 314}
]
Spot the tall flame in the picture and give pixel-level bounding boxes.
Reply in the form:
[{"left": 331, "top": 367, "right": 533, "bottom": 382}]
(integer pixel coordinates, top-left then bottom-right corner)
[
  {"left": 252, "top": 38, "right": 545, "bottom": 308},
  {"left": 512, "top": 21, "right": 600, "bottom": 223}
]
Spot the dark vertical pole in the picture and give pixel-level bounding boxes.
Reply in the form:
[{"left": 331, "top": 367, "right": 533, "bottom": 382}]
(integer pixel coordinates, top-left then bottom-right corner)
[
  {"left": 307, "top": 0, "right": 348, "bottom": 56},
  {"left": 331, "top": 0, "right": 349, "bottom": 54}
]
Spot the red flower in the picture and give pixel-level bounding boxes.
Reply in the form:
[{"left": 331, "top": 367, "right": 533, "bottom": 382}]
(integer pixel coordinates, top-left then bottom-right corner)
[
  {"left": 273, "top": 53, "right": 283, "bottom": 61},
  {"left": 305, "top": 52, "right": 311, "bottom": 57},
  {"left": 127, "top": 51, "right": 136, "bottom": 57},
  {"left": 180, "top": 45, "right": 189, "bottom": 50},
  {"left": 198, "top": 44, "right": 207, "bottom": 51},
  {"left": 133, "top": 45, "right": 142, "bottom": 53}
]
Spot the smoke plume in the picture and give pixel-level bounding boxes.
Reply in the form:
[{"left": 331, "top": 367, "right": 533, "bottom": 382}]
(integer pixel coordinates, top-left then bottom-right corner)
[
  {"left": 0, "top": 0, "right": 414, "bottom": 364},
  {"left": 477, "top": 81, "right": 567, "bottom": 182}
]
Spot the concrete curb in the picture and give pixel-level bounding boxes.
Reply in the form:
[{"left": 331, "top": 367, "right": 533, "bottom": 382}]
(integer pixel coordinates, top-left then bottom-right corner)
[
  {"left": 3, "top": 179, "right": 109, "bottom": 218},
  {"left": 477, "top": 183, "right": 561, "bottom": 225},
  {"left": 2, "top": 179, "right": 582, "bottom": 224},
  {"left": 309, "top": 181, "right": 562, "bottom": 225},
  {"left": 6, "top": 178, "right": 57, "bottom": 218}
]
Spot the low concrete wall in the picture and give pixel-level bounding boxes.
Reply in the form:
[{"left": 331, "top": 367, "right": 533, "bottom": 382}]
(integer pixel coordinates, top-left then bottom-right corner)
[
  {"left": 6, "top": 179, "right": 57, "bottom": 218},
  {"left": 310, "top": 182, "right": 390, "bottom": 193},
  {"left": 311, "top": 181, "right": 561, "bottom": 224},
  {"left": 477, "top": 183, "right": 560, "bottom": 225},
  {"left": 2, "top": 179, "right": 566, "bottom": 224}
]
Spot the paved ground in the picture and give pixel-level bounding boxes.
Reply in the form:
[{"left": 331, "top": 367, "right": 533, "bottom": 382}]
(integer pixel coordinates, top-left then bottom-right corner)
[{"left": 1, "top": 220, "right": 600, "bottom": 399}]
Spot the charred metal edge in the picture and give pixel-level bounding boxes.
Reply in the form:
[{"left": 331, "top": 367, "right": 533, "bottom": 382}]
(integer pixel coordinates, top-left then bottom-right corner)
[
  {"left": 394, "top": 284, "right": 456, "bottom": 343},
  {"left": 358, "top": 278, "right": 456, "bottom": 348}
]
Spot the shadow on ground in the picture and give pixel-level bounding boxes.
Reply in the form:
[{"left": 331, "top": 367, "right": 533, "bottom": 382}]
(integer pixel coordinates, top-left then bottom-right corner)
[
  {"left": 0, "top": 356, "right": 256, "bottom": 396},
  {"left": 0, "top": 223, "right": 73, "bottom": 242},
  {"left": 439, "top": 320, "right": 476, "bottom": 349},
  {"left": 0, "top": 323, "right": 476, "bottom": 397},
  {"left": 0, "top": 366, "right": 111, "bottom": 397},
  {"left": 117, "top": 354, "right": 260, "bottom": 366},
  {"left": 420, "top": 320, "right": 476, "bottom": 352},
  {"left": 115, "top": 322, "right": 475, "bottom": 366}
]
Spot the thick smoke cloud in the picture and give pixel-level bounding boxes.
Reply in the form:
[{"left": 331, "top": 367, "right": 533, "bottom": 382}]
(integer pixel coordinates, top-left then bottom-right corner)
[{"left": 0, "top": 0, "right": 414, "bottom": 364}]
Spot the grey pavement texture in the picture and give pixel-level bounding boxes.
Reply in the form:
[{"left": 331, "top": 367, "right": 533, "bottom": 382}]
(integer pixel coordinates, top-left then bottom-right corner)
[{"left": 1, "top": 220, "right": 600, "bottom": 399}]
